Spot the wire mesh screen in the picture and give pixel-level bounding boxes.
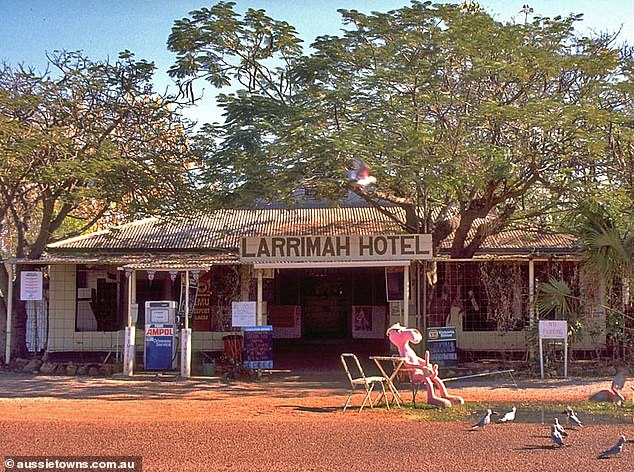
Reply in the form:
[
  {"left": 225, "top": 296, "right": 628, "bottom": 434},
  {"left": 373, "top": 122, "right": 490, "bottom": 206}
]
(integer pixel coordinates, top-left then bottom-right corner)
[{"left": 427, "top": 261, "right": 530, "bottom": 332}]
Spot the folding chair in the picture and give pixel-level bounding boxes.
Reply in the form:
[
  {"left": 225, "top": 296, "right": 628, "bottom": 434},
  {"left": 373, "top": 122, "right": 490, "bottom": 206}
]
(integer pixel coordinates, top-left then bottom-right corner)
[{"left": 340, "top": 353, "right": 389, "bottom": 412}]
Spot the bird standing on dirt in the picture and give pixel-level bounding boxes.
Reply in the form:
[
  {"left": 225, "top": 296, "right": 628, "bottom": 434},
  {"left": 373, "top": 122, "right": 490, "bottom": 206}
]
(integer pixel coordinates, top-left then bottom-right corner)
[
  {"left": 550, "top": 424, "right": 566, "bottom": 448},
  {"left": 598, "top": 435, "right": 626, "bottom": 459},
  {"left": 610, "top": 370, "right": 627, "bottom": 405},
  {"left": 471, "top": 409, "right": 493, "bottom": 430},
  {"left": 565, "top": 407, "right": 583, "bottom": 428},
  {"left": 497, "top": 406, "right": 516, "bottom": 423},
  {"left": 553, "top": 418, "right": 568, "bottom": 437}
]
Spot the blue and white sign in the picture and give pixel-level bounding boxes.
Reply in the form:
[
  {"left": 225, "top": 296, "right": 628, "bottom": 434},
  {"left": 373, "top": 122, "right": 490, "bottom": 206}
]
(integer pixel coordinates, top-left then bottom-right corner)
[{"left": 145, "top": 323, "right": 176, "bottom": 370}]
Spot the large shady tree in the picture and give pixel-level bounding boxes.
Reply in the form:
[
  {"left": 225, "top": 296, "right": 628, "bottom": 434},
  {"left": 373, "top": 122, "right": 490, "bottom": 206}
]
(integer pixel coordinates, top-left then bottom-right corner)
[
  {"left": 0, "top": 50, "right": 197, "bottom": 358},
  {"left": 168, "top": 1, "right": 632, "bottom": 258}
]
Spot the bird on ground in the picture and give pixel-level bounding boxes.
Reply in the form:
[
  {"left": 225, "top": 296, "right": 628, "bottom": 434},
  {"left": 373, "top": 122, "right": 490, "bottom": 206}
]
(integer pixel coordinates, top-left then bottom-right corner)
[
  {"left": 565, "top": 407, "right": 583, "bottom": 428},
  {"left": 611, "top": 370, "right": 627, "bottom": 405},
  {"left": 551, "top": 424, "right": 566, "bottom": 448},
  {"left": 471, "top": 409, "right": 493, "bottom": 430},
  {"left": 598, "top": 435, "right": 626, "bottom": 459},
  {"left": 347, "top": 159, "right": 377, "bottom": 191},
  {"left": 612, "top": 370, "right": 627, "bottom": 391},
  {"left": 498, "top": 406, "right": 516, "bottom": 423},
  {"left": 553, "top": 418, "right": 568, "bottom": 437}
]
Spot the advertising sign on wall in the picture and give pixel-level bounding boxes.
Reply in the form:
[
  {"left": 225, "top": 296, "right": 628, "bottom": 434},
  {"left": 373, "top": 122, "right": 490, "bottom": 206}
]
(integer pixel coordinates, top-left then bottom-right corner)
[
  {"left": 192, "top": 272, "right": 212, "bottom": 331},
  {"left": 351, "top": 305, "right": 387, "bottom": 339},
  {"left": 385, "top": 267, "right": 404, "bottom": 302},
  {"left": 20, "top": 271, "right": 43, "bottom": 301},
  {"left": 232, "top": 301, "right": 256, "bottom": 327},
  {"left": 268, "top": 305, "right": 301, "bottom": 339}
]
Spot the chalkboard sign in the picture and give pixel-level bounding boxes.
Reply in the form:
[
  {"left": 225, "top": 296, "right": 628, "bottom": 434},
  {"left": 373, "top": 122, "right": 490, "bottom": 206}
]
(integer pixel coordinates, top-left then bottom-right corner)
[
  {"left": 426, "top": 326, "right": 458, "bottom": 366},
  {"left": 243, "top": 325, "right": 273, "bottom": 370}
]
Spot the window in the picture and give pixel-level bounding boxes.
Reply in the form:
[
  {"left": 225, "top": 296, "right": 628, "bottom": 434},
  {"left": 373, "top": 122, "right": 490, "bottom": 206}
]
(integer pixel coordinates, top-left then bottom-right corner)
[{"left": 75, "top": 265, "right": 122, "bottom": 331}]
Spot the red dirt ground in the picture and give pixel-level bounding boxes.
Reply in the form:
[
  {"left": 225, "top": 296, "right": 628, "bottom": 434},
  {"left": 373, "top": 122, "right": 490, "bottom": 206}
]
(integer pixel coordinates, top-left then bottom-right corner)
[{"left": 1, "top": 372, "right": 633, "bottom": 471}]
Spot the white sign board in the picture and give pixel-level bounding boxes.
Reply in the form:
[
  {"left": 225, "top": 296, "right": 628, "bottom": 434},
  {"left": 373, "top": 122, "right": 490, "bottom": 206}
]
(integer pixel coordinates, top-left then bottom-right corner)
[
  {"left": 539, "top": 320, "right": 568, "bottom": 339},
  {"left": 20, "top": 271, "right": 43, "bottom": 301},
  {"left": 538, "top": 320, "right": 568, "bottom": 379},
  {"left": 232, "top": 301, "right": 256, "bottom": 327}
]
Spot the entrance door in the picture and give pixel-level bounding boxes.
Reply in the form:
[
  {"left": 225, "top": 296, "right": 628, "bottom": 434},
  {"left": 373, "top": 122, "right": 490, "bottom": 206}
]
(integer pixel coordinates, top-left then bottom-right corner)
[{"left": 303, "top": 296, "right": 347, "bottom": 338}]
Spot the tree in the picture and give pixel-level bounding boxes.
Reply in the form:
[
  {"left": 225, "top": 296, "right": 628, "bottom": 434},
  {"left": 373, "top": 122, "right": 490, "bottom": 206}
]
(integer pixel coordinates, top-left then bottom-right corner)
[
  {"left": 169, "top": 2, "right": 632, "bottom": 259},
  {"left": 0, "top": 50, "right": 197, "bottom": 358}
]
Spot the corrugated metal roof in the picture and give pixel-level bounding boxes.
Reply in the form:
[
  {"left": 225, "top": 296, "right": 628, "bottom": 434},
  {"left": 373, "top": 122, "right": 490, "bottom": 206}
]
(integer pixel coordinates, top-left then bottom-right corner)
[
  {"left": 439, "top": 230, "right": 577, "bottom": 253},
  {"left": 46, "top": 207, "right": 578, "bottom": 256},
  {"left": 48, "top": 207, "right": 405, "bottom": 251},
  {"left": 7, "top": 253, "right": 239, "bottom": 269}
]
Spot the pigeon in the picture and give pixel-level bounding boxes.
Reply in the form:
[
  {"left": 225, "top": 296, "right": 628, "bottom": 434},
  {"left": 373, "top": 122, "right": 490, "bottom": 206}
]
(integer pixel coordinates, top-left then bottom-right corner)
[
  {"left": 551, "top": 424, "right": 566, "bottom": 448},
  {"left": 565, "top": 407, "right": 583, "bottom": 427},
  {"left": 553, "top": 418, "right": 568, "bottom": 437},
  {"left": 611, "top": 370, "right": 626, "bottom": 391},
  {"left": 610, "top": 370, "right": 627, "bottom": 405},
  {"left": 347, "top": 159, "right": 377, "bottom": 191},
  {"left": 472, "top": 409, "right": 493, "bottom": 430},
  {"left": 598, "top": 435, "right": 626, "bottom": 459},
  {"left": 498, "top": 406, "right": 516, "bottom": 423}
]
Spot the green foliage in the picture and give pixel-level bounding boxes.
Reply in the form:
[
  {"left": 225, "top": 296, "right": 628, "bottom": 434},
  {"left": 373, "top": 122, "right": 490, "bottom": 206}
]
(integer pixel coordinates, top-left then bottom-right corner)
[
  {"left": 170, "top": 2, "right": 634, "bottom": 258},
  {"left": 0, "top": 50, "right": 197, "bottom": 259}
]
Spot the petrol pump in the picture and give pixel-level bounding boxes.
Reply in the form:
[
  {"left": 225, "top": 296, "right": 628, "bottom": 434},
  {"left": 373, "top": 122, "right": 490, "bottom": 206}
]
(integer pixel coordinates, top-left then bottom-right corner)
[{"left": 144, "top": 301, "right": 178, "bottom": 370}]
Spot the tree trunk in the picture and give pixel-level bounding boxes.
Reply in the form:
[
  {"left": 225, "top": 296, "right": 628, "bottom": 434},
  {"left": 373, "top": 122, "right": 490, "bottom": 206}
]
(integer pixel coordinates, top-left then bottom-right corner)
[
  {"left": 11, "top": 265, "right": 29, "bottom": 359},
  {"left": 0, "top": 264, "right": 7, "bottom": 362}
]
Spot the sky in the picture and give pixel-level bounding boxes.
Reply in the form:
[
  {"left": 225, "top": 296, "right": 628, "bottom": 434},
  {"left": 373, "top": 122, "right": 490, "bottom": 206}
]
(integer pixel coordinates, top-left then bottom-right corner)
[{"left": 1, "top": 0, "right": 633, "bottom": 125}]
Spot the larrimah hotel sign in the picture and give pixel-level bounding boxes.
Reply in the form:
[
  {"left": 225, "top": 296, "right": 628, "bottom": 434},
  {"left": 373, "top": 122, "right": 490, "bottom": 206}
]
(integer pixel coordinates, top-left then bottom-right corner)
[{"left": 240, "top": 234, "right": 433, "bottom": 262}]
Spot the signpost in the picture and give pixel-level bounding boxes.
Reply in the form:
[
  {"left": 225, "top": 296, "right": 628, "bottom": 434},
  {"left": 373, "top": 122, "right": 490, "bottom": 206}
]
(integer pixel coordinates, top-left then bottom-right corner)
[
  {"left": 426, "top": 326, "right": 458, "bottom": 366},
  {"left": 538, "top": 320, "right": 568, "bottom": 379}
]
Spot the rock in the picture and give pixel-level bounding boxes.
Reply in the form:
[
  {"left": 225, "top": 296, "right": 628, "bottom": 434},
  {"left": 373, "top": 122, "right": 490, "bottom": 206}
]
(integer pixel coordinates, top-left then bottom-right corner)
[
  {"left": 10, "top": 358, "right": 28, "bottom": 371},
  {"left": 22, "top": 359, "right": 42, "bottom": 373},
  {"left": 54, "top": 363, "right": 68, "bottom": 375},
  {"left": 39, "top": 362, "right": 57, "bottom": 375},
  {"left": 66, "top": 362, "right": 78, "bottom": 376},
  {"left": 100, "top": 364, "right": 114, "bottom": 376},
  {"left": 88, "top": 366, "right": 101, "bottom": 376},
  {"left": 76, "top": 364, "right": 88, "bottom": 376}
]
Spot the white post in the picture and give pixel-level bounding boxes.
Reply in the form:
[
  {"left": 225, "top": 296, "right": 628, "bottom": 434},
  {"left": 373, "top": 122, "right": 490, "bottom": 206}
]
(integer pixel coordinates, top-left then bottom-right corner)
[
  {"left": 124, "top": 326, "right": 135, "bottom": 376},
  {"left": 123, "top": 269, "right": 136, "bottom": 376},
  {"left": 180, "top": 327, "right": 191, "bottom": 378},
  {"left": 256, "top": 269, "right": 263, "bottom": 326},
  {"left": 5, "top": 263, "right": 14, "bottom": 365},
  {"left": 539, "top": 336, "right": 544, "bottom": 379},
  {"left": 181, "top": 270, "right": 192, "bottom": 378},
  {"left": 403, "top": 265, "right": 410, "bottom": 327},
  {"left": 563, "top": 336, "right": 568, "bottom": 378},
  {"left": 528, "top": 259, "right": 535, "bottom": 361},
  {"left": 185, "top": 270, "right": 190, "bottom": 330}
]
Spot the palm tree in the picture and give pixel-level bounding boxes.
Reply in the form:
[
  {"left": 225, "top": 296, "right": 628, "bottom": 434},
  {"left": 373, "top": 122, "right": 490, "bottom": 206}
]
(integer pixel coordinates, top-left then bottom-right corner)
[{"left": 538, "top": 203, "right": 634, "bottom": 360}]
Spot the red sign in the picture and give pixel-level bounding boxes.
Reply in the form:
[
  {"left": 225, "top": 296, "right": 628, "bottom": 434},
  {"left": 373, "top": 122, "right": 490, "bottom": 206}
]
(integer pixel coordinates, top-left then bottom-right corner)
[
  {"left": 146, "top": 327, "right": 174, "bottom": 336},
  {"left": 193, "top": 272, "right": 212, "bottom": 331}
]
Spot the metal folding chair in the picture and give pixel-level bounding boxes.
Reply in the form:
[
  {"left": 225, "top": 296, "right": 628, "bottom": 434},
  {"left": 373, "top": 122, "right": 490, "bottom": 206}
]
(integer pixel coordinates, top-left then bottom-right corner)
[{"left": 340, "top": 353, "right": 389, "bottom": 412}]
